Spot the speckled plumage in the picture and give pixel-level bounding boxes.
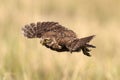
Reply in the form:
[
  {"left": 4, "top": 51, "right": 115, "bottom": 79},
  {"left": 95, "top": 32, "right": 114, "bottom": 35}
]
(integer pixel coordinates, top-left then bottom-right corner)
[{"left": 22, "top": 22, "right": 96, "bottom": 56}]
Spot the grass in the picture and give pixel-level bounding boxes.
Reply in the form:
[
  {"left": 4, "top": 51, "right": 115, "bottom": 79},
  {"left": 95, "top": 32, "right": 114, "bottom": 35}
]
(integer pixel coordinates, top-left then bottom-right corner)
[{"left": 0, "top": 0, "right": 120, "bottom": 80}]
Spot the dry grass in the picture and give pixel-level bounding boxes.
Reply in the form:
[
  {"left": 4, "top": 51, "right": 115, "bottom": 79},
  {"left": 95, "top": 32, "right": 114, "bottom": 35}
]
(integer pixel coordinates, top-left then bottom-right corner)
[{"left": 0, "top": 0, "right": 120, "bottom": 80}]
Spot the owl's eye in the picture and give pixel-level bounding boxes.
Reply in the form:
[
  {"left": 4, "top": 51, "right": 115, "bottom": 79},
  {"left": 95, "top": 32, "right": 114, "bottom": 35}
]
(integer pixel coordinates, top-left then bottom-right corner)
[
  {"left": 40, "top": 38, "right": 51, "bottom": 45},
  {"left": 44, "top": 38, "right": 52, "bottom": 43}
]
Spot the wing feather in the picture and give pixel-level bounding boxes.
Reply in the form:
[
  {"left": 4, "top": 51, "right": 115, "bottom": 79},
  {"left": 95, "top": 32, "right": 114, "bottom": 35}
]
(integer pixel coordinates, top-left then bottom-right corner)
[{"left": 22, "top": 21, "right": 95, "bottom": 57}]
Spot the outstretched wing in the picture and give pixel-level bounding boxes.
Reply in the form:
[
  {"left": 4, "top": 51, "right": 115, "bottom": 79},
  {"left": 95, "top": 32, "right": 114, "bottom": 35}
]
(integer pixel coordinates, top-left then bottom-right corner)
[
  {"left": 22, "top": 22, "right": 77, "bottom": 39},
  {"left": 22, "top": 23, "right": 37, "bottom": 38}
]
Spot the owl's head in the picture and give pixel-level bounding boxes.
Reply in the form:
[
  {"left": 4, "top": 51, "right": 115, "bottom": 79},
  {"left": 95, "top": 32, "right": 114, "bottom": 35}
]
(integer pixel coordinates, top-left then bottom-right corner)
[{"left": 40, "top": 38, "right": 53, "bottom": 45}]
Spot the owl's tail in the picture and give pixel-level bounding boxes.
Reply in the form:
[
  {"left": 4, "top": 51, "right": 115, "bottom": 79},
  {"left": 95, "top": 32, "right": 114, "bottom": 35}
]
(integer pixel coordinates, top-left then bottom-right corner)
[
  {"left": 78, "top": 35, "right": 95, "bottom": 46},
  {"left": 68, "top": 35, "right": 96, "bottom": 56}
]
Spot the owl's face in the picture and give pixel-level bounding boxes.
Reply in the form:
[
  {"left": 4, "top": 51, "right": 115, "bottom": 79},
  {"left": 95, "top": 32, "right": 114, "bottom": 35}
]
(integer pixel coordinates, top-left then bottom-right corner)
[{"left": 40, "top": 38, "right": 53, "bottom": 46}]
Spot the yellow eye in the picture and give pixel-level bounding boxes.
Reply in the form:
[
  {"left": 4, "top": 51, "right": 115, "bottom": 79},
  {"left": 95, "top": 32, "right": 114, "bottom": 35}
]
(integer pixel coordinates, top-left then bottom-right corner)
[{"left": 44, "top": 39, "right": 52, "bottom": 43}]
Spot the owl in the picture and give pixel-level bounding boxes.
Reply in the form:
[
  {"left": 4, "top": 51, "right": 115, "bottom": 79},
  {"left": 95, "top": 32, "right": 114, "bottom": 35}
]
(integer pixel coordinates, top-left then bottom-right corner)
[{"left": 22, "top": 22, "right": 96, "bottom": 56}]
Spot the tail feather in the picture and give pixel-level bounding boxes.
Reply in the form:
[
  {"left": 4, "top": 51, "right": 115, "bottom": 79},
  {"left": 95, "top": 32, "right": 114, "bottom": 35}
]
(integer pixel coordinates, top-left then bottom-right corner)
[
  {"left": 71, "top": 35, "right": 95, "bottom": 50},
  {"left": 79, "top": 35, "right": 95, "bottom": 46},
  {"left": 67, "top": 35, "right": 95, "bottom": 56},
  {"left": 85, "top": 44, "right": 96, "bottom": 48},
  {"left": 80, "top": 35, "right": 96, "bottom": 56}
]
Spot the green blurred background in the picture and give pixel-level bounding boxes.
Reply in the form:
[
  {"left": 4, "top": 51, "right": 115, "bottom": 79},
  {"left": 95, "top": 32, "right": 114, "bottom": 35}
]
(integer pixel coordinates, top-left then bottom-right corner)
[{"left": 0, "top": 0, "right": 120, "bottom": 80}]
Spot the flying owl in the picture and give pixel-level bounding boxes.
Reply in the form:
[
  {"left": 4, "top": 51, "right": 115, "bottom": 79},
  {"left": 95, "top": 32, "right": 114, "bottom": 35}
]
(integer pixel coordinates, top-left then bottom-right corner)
[{"left": 22, "top": 22, "right": 96, "bottom": 56}]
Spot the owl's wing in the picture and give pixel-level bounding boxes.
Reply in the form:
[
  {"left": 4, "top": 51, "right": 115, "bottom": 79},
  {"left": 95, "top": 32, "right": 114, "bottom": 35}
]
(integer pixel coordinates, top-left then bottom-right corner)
[
  {"left": 22, "top": 22, "right": 58, "bottom": 38},
  {"left": 21, "top": 23, "right": 36, "bottom": 38},
  {"left": 36, "top": 22, "right": 77, "bottom": 38},
  {"left": 22, "top": 22, "right": 76, "bottom": 38}
]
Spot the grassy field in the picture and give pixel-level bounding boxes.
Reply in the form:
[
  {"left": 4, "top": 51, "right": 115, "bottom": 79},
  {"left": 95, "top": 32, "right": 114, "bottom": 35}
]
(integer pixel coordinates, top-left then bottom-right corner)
[{"left": 0, "top": 0, "right": 120, "bottom": 80}]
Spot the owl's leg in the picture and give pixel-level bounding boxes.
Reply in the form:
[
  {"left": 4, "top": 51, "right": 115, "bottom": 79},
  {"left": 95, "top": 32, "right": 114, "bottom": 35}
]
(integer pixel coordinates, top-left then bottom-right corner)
[
  {"left": 66, "top": 44, "right": 76, "bottom": 53},
  {"left": 41, "top": 38, "right": 62, "bottom": 50},
  {"left": 81, "top": 46, "right": 91, "bottom": 56},
  {"left": 49, "top": 38, "right": 62, "bottom": 49},
  {"left": 51, "top": 42, "right": 62, "bottom": 49},
  {"left": 65, "top": 39, "right": 79, "bottom": 53},
  {"left": 65, "top": 43, "right": 73, "bottom": 53}
]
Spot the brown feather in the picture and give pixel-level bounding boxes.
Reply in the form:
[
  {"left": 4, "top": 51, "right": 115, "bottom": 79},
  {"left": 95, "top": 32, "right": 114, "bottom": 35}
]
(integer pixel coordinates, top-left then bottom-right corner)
[{"left": 22, "top": 22, "right": 96, "bottom": 56}]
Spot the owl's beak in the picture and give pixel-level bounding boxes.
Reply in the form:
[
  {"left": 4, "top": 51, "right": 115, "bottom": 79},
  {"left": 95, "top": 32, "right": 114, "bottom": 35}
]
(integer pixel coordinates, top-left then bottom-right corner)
[
  {"left": 40, "top": 40, "right": 44, "bottom": 45},
  {"left": 40, "top": 38, "right": 45, "bottom": 45}
]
